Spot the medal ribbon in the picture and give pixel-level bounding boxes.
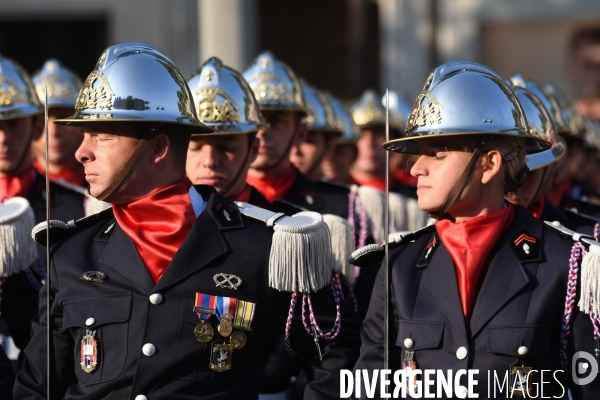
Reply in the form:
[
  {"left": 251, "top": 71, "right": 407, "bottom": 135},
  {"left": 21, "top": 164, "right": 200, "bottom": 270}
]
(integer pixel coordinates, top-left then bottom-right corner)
[
  {"left": 194, "top": 293, "right": 255, "bottom": 329},
  {"left": 194, "top": 293, "right": 218, "bottom": 321},
  {"left": 233, "top": 300, "right": 256, "bottom": 330}
]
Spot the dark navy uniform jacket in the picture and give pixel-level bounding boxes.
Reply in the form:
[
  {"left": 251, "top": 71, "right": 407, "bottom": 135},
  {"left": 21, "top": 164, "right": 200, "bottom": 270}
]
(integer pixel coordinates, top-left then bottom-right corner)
[
  {"left": 355, "top": 207, "right": 600, "bottom": 399},
  {"left": 14, "top": 185, "right": 361, "bottom": 399},
  {"left": 1, "top": 172, "right": 85, "bottom": 351},
  {"left": 0, "top": 345, "right": 14, "bottom": 399}
]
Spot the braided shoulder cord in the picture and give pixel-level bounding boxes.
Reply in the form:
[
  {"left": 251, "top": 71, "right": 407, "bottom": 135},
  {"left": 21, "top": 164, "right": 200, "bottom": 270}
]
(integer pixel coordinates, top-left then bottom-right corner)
[
  {"left": 347, "top": 192, "right": 370, "bottom": 312},
  {"left": 561, "top": 242, "right": 586, "bottom": 371},
  {"left": 594, "top": 222, "right": 600, "bottom": 242},
  {"left": 284, "top": 291, "right": 299, "bottom": 355},
  {"left": 284, "top": 273, "right": 343, "bottom": 355},
  {"left": 301, "top": 273, "right": 342, "bottom": 340}
]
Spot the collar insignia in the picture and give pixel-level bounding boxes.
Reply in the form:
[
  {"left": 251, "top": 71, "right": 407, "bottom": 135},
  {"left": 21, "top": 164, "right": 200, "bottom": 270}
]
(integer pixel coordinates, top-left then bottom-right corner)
[
  {"left": 510, "top": 230, "right": 541, "bottom": 262},
  {"left": 417, "top": 235, "right": 438, "bottom": 266},
  {"left": 213, "top": 202, "right": 243, "bottom": 229}
]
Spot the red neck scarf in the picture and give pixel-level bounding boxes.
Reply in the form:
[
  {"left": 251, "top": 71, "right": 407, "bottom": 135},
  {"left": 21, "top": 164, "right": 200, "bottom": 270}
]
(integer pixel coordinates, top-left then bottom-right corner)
[
  {"left": 33, "top": 159, "right": 86, "bottom": 187},
  {"left": 351, "top": 174, "right": 395, "bottom": 192},
  {"left": 229, "top": 184, "right": 253, "bottom": 203},
  {"left": 528, "top": 195, "right": 545, "bottom": 220},
  {"left": 393, "top": 169, "right": 417, "bottom": 187},
  {"left": 435, "top": 204, "right": 517, "bottom": 322},
  {"left": 0, "top": 166, "right": 35, "bottom": 200},
  {"left": 246, "top": 166, "right": 298, "bottom": 203},
  {"left": 113, "top": 178, "right": 196, "bottom": 283}
]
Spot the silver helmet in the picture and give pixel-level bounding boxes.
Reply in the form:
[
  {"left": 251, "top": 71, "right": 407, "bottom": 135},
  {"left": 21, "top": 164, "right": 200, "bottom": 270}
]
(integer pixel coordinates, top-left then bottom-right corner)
[
  {"left": 383, "top": 90, "right": 412, "bottom": 131},
  {"left": 242, "top": 51, "right": 306, "bottom": 114},
  {"left": 187, "top": 57, "right": 268, "bottom": 136},
  {"left": 511, "top": 85, "right": 566, "bottom": 170},
  {"left": 385, "top": 61, "right": 550, "bottom": 154},
  {"left": 55, "top": 41, "right": 212, "bottom": 133},
  {"left": 0, "top": 54, "right": 43, "bottom": 120},
  {"left": 301, "top": 82, "right": 339, "bottom": 134},
  {"left": 510, "top": 73, "right": 568, "bottom": 135},
  {"left": 32, "top": 59, "right": 82, "bottom": 109},
  {"left": 544, "top": 83, "right": 586, "bottom": 139},
  {"left": 351, "top": 88, "right": 403, "bottom": 131},
  {"left": 327, "top": 94, "right": 360, "bottom": 143}
]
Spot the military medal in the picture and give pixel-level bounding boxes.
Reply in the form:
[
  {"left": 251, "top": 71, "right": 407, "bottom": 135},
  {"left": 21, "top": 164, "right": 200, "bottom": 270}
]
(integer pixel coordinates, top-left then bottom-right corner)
[
  {"left": 510, "top": 362, "right": 533, "bottom": 397},
  {"left": 194, "top": 320, "right": 214, "bottom": 343},
  {"left": 229, "top": 330, "right": 247, "bottom": 349},
  {"left": 210, "top": 343, "right": 233, "bottom": 372},
  {"left": 402, "top": 350, "right": 418, "bottom": 394},
  {"left": 80, "top": 330, "right": 98, "bottom": 373},
  {"left": 217, "top": 313, "right": 233, "bottom": 337}
]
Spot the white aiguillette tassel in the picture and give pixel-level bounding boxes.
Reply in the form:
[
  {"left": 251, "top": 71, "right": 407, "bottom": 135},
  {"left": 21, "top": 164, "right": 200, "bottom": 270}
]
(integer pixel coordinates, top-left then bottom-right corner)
[
  {"left": 84, "top": 197, "right": 111, "bottom": 217},
  {"left": 0, "top": 197, "right": 38, "bottom": 278},
  {"left": 236, "top": 202, "right": 332, "bottom": 293},
  {"left": 352, "top": 185, "right": 385, "bottom": 242},
  {"left": 51, "top": 180, "right": 111, "bottom": 217},
  {"left": 389, "top": 192, "right": 429, "bottom": 233},
  {"left": 579, "top": 243, "right": 600, "bottom": 315},
  {"left": 323, "top": 214, "right": 354, "bottom": 285}
]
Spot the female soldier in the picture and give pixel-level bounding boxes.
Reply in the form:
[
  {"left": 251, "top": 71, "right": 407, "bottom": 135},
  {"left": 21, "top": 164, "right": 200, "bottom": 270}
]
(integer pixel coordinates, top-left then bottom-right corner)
[{"left": 353, "top": 61, "right": 600, "bottom": 399}]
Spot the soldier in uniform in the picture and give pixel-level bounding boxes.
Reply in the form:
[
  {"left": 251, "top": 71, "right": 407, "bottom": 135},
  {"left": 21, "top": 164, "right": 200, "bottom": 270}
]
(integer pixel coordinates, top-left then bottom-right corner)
[
  {"left": 186, "top": 57, "right": 271, "bottom": 209},
  {"left": 321, "top": 95, "right": 360, "bottom": 184},
  {"left": 31, "top": 59, "right": 85, "bottom": 186},
  {"left": 14, "top": 42, "right": 360, "bottom": 399},
  {"left": 0, "top": 54, "right": 85, "bottom": 358},
  {"left": 349, "top": 89, "right": 410, "bottom": 196},
  {"left": 289, "top": 82, "right": 341, "bottom": 182},
  {"left": 242, "top": 51, "right": 359, "bottom": 218},
  {"left": 353, "top": 61, "right": 600, "bottom": 398},
  {"left": 504, "top": 76, "right": 599, "bottom": 235}
]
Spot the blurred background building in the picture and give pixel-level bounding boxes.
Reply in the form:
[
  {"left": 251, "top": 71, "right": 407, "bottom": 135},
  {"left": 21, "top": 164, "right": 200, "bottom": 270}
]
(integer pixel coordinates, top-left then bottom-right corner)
[{"left": 1, "top": 0, "right": 600, "bottom": 102}]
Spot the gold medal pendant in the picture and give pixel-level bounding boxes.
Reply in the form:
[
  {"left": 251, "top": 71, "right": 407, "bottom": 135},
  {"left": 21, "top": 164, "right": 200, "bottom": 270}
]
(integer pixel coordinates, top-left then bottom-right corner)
[
  {"left": 217, "top": 313, "right": 233, "bottom": 337},
  {"left": 194, "top": 320, "right": 215, "bottom": 343},
  {"left": 210, "top": 343, "right": 233, "bottom": 372},
  {"left": 229, "top": 330, "right": 247, "bottom": 349}
]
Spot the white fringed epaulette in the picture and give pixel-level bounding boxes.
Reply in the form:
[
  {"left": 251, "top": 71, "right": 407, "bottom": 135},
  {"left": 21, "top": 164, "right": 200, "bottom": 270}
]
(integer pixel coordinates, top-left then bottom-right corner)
[
  {"left": 348, "top": 224, "right": 436, "bottom": 267},
  {"left": 323, "top": 214, "right": 354, "bottom": 285},
  {"left": 51, "top": 179, "right": 111, "bottom": 217},
  {"left": 0, "top": 197, "right": 38, "bottom": 278},
  {"left": 544, "top": 220, "right": 600, "bottom": 316},
  {"left": 389, "top": 192, "right": 429, "bottom": 233},
  {"left": 235, "top": 202, "right": 332, "bottom": 293},
  {"left": 351, "top": 185, "right": 385, "bottom": 242},
  {"left": 31, "top": 207, "right": 114, "bottom": 247}
]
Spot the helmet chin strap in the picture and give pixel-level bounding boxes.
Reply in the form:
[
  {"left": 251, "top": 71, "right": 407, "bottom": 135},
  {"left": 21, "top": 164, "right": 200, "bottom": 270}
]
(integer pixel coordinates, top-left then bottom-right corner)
[
  {"left": 222, "top": 137, "right": 254, "bottom": 198},
  {"left": 91, "top": 128, "right": 155, "bottom": 202},
  {"left": 428, "top": 137, "right": 489, "bottom": 221}
]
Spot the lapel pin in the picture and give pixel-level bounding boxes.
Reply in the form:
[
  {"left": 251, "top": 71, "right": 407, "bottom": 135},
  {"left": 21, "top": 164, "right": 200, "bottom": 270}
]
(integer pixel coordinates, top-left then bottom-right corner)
[
  {"left": 81, "top": 271, "right": 106, "bottom": 283},
  {"left": 213, "top": 273, "right": 242, "bottom": 290}
]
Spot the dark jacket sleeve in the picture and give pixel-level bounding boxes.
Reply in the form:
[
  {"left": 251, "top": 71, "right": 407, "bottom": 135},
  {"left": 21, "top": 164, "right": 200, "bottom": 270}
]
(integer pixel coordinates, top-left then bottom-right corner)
[
  {"left": 274, "top": 278, "right": 362, "bottom": 400},
  {"left": 13, "top": 257, "right": 74, "bottom": 399},
  {"left": 0, "top": 344, "right": 14, "bottom": 400}
]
